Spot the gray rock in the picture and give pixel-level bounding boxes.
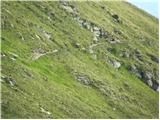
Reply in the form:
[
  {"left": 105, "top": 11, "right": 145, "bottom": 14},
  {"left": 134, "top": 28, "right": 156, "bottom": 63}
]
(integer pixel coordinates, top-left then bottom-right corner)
[
  {"left": 1, "top": 76, "right": 16, "bottom": 87},
  {"left": 100, "top": 29, "right": 108, "bottom": 38},
  {"left": 146, "top": 79, "right": 153, "bottom": 87},
  {"left": 40, "top": 107, "right": 51, "bottom": 115},
  {"left": 112, "top": 14, "right": 120, "bottom": 23},
  {"left": 152, "top": 80, "right": 159, "bottom": 91},
  {"left": 122, "top": 51, "right": 130, "bottom": 58},
  {"left": 74, "top": 43, "right": 81, "bottom": 48},
  {"left": 109, "top": 59, "right": 121, "bottom": 68},
  {"left": 82, "top": 21, "right": 91, "bottom": 30},
  {"left": 93, "top": 36, "right": 98, "bottom": 42},
  {"left": 44, "top": 32, "right": 52, "bottom": 40},
  {"left": 147, "top": 54, "right": 159, "bottom": 63},
  {"left": 1, "top": 52, "right": 6, "bottom": 58},
  {"left": 81, "top": 47, "right": 86, "bottom": 52},
  {"left": 75, "top": 74, "right": 93, "bottom": 85},
  {"left": 128, "top": 64, "right": 142, "bottom": 78},
  {"left": 142, "top": 71, "right": 153, "bottom": 81},
  {"left": 88, "top": 48, "right": 94, "bottom": 54},
  {"left": 108, "top": 38, "right": 120, "bottom": 44}
]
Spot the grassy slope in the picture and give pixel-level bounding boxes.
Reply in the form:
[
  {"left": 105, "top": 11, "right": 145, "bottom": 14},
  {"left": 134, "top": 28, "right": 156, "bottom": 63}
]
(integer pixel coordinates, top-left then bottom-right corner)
[{"left": 1, "top": 1, "right": 159, "bottom": 118}]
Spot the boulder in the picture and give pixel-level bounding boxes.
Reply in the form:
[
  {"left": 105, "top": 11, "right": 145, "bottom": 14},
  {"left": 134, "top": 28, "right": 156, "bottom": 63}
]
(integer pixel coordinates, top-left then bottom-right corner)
[
  {"left": 152, "top": 80, "right": 159, "bottom": 91},
  {"left": 128, "top": 64, "right": 142, "bottom": 78},
  {"left": 112, "top": 14, "right": 120, "bottom": 23},
  {"left": 74, "top": 43, "right": 81, "bottom": 48},
  {"left": 109, "top": 59, "right": 121, "bottom": 68},
  {"left": 141, "top": 71, "right": 153, "bottom": 81}
]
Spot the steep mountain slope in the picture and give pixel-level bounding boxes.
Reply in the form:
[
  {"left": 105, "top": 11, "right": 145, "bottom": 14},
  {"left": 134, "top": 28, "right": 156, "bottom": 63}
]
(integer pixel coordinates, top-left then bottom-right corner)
[{"left": 1, "top": 1, "right": 159, "bottom": 119}]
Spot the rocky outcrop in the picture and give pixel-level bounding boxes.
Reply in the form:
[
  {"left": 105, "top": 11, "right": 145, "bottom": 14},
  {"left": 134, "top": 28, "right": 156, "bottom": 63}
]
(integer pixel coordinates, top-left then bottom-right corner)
[{"left": 128, "top": 64, "right": 159, "bottom": 91}]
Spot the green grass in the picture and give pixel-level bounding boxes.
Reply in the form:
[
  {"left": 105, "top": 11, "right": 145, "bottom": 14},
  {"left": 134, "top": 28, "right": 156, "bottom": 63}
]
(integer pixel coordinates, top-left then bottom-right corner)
[{"left": 1, "top": 1, "right": 159, "bottom": 119}]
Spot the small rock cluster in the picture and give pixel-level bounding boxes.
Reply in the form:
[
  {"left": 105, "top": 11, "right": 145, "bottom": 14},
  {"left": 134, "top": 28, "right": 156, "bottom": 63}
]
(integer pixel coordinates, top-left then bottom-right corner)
[
  {"left": 73, "top": 72, "right": 93, "bottom": 85},
  {"left": 74, "top": 16, "right": 108, "bottom": 43}
]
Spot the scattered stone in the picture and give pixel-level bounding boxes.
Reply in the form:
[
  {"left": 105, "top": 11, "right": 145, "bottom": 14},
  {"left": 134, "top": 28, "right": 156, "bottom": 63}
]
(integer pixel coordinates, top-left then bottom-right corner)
[
  {"left": 74, "top": 15, "right": 108, "bottom": 42},
  {"left": 109, "top": 59, "right": 121, "bottom": 68},
  {"left": 88, "top": 48, "right": 94, "bottom": 54},
  {"left": 147, "top": 53, "right": 159, "bottom": 63},
  {"left": 134, "top": 49, "right": 143, "bottom": 61},
  {"left": 1, "top": 76, "right": 16, "bottom": 87},
  {"left": 114, "top": 28, "right": 122, "bottom": 35},
  {"left": 40, "top": 107, "right": 51, "bottom": 115},
  {"left": 101, "top": 6, "right": 106, "bottom": 10},
  {"left": 44, "top": 32, "right": 52, "bottom": 40},
  {"left": 112, "top": 14, "right": 120, "bottom": 23},
  {"left": 1, "top": 52, "right": 6, "bottom": 58},
  {"left": 74, "top": 73, "right": 93, "bottom": 85},
  {"left": 81, "top": 47, "right": 86, "bottom": 52},
  {"left": 128, "top": 64, "right": 142, "bottom": 78},
  {"left": 35, "top": 34, "right": 41, "bottom": 40},
  {"left": 93, "top": 36, "right": 98, "bottom": 42},
  {"left": 10, "top": 23, "right": 14, "bottom": 28},
  {"left": 74, "top": 43, "right": 81, "bottom": 48},
  {"left": 92, "top": 54, "right": 97, "bottom": 60},
  {"left": 141, "top": 71, "right": 153, "bottom": 81},
  {"left": 10, "top": 57, "right": 16, "bottom": 61},
  {"left": 107, "top": 48, "right": 113, "bottom": 52},
  {"left": 82, "top": 20, "right": 91, "bottom": 30},
  {"left": 122, "top": 51, "right": 130, "bottom": 58},
  {"left": 52, "top": 49, "right": 58, "bottom": 53},
  {"left": 61, "top": 3, "right": 77, "bottom": 14},
  {"left": 17, "top": 32, "right": 24, "bottom": 41},
  {"left": 146, "top": 79, "right": 153, "bottom": 87},
  {"left": 107, "top": 37, "right": 120, "bottom": 44}
]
